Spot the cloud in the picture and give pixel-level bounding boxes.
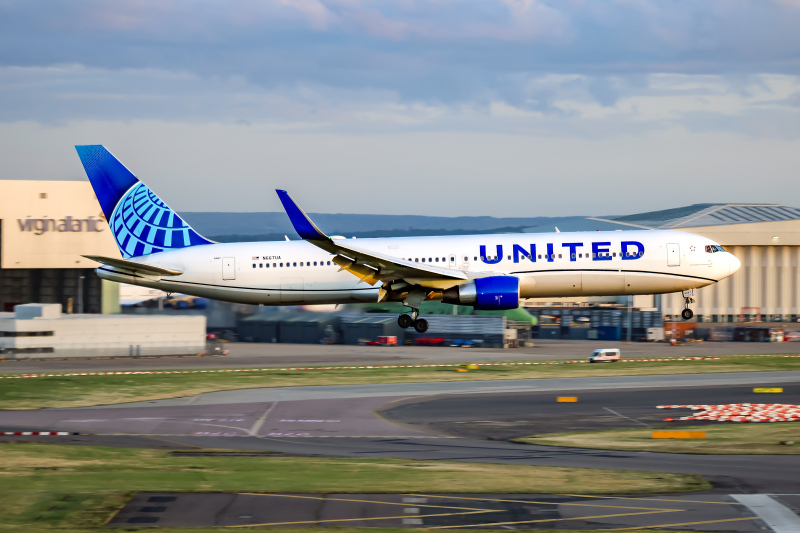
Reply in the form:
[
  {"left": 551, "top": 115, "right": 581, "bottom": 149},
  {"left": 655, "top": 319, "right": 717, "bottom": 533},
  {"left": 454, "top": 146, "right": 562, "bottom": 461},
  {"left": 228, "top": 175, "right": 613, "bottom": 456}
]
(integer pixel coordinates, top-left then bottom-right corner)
[
  {"left": 0, "top": 1, "right": 797, "bottom": 119},
  {"left": 2, "top": 1, "right": 800, "bottom": 216},
  {"left": 3, "top": 64, "right": 800, "bottom": 141}
]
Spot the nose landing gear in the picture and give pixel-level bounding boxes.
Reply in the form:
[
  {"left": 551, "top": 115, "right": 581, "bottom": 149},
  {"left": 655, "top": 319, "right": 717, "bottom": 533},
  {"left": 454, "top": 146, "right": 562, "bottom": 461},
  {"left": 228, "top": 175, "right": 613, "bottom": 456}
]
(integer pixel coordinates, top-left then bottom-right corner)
[
  {"left": 398, "top": 309, "right": 429, "bottom": 333},
  {"left": 681, "top": 290, "right": 695, "bottom": 320}
]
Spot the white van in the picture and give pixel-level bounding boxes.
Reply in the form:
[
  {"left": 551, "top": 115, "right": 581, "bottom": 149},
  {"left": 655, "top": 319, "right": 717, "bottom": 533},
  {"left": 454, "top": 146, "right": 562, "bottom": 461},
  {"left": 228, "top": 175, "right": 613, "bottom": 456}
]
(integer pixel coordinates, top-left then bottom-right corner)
[{"left": 589, "top": 348, "right": 621, "bottom": 363}]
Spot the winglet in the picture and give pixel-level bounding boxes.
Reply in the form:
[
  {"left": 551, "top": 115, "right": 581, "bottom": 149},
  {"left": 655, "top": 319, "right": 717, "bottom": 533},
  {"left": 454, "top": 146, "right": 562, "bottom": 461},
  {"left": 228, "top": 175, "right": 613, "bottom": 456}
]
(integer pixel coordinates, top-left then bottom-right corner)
[{"left": 276, "top": 190, "right": 328, "bottom": 241}]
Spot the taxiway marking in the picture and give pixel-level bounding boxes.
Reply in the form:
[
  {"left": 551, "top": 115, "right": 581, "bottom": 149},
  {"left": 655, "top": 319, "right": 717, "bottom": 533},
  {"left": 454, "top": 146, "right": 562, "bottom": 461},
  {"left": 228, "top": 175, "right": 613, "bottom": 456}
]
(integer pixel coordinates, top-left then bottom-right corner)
[
  {"left": 411, "top": 493, "right": 679, "bottom": 512},
  {"left": 227, "top": 510, "right": 493, "bottom": 527},
  {"left": 238, "top": 493, "right": 494, "bottom": 511},
  {"left": 249, "top": 396, "right": 281, "bottom": 436},
  {"left": 426, "top": 509, "right": 680, "bottom": 529},
  {"left": 608, "top": 516, "right": 758, "bottom": 530},
  {"left": 602, "top": 407, "right": 651, "bottom": 427},
  {"left": 559, "top": 493, "right": 745, "bottom": 506}
]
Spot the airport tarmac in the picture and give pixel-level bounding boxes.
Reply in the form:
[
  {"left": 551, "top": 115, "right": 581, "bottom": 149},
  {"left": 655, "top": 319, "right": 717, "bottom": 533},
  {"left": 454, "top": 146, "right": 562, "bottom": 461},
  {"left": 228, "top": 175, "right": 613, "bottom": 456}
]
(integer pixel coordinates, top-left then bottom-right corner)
[
  {"left": 2, "top": 339, "right": 800, "bottom": 374},
  {"left": 4, "top": 372, "right": 800, "bottom": 494},
  {"left": 108, "top": 491, "right": 770, "bottom": 531},
  {"left": 4, "top": 372, "right": 800, "bottom": 530}
]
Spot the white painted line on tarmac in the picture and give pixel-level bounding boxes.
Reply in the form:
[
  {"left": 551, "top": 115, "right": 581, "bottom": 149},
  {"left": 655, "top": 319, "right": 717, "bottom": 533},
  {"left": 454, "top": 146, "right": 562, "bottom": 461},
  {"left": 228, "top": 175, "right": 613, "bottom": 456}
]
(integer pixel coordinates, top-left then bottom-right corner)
[
  {"left": 602, "top": 407, "right": 651, "bottom": 427},
  {"left": 249, "top": 394, "right": 282, "bottom": 436},
  {"left": 730, "top": 494, "right": 800, "bottom": 533}
]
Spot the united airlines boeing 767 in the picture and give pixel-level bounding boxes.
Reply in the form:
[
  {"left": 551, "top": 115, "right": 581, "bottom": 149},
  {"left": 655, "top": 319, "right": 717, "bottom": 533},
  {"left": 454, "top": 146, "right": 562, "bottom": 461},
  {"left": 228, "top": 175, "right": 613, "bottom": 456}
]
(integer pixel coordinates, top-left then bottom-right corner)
[{"left": 76, "top": 145, "right": 740, "bottom": 333}]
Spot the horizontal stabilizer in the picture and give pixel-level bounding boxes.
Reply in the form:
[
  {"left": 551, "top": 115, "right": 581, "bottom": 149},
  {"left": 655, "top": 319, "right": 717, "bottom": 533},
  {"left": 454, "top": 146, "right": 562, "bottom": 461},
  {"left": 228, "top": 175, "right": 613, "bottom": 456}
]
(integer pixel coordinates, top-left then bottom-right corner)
[{"left": 83, "top": 255, "right": 183, "bottom": 276}]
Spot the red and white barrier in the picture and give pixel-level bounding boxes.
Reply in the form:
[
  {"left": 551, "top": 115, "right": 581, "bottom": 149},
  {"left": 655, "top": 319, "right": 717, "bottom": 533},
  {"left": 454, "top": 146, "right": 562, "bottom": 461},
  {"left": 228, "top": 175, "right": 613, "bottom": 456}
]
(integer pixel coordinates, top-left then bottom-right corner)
[
  {"left": 0, "top": 356, "right": 727, "bottom": 381},
  {"left": 0, "top": 431, "right": 74, "bottom": 436},
  {"left": 659, "top": 403, "right": 800, "bottom": 423}
]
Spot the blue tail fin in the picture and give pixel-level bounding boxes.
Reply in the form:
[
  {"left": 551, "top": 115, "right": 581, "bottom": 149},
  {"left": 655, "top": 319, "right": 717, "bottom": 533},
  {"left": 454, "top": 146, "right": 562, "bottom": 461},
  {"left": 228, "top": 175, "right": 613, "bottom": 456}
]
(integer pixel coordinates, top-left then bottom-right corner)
[{"left": 75, "top": 145, "right": 213, "bottom": 258}]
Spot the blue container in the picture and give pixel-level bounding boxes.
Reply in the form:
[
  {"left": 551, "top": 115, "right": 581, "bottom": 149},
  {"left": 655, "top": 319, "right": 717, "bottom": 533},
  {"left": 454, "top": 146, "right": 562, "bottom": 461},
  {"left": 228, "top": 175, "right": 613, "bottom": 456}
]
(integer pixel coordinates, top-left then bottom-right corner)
[{"left": 597, "top": 326, "right": 622, "bottom": 341}]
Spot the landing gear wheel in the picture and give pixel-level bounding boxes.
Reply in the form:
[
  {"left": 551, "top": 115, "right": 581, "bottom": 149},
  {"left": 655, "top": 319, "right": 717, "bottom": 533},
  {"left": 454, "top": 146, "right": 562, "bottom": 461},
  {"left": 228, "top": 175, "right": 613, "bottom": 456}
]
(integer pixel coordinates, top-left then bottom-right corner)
[
  {"left": 398, "top": 314, "right": 414, "bottom": 329},
  {"left": 681, "top": 309, "right": 694, "bottom": 320},
  {"left": 413, "top": 318, "right": 429, "bottom": 334}
]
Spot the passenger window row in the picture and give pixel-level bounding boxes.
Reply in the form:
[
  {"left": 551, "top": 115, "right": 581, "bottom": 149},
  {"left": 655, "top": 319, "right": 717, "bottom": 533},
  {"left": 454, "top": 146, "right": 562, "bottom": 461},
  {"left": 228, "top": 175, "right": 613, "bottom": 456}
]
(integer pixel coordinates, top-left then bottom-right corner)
[
  {"left": 252, "top": 261, "right": 333, "bottom": 269},
  {"left": 250, "top": 249, "right": 645, "bottom": 270}
]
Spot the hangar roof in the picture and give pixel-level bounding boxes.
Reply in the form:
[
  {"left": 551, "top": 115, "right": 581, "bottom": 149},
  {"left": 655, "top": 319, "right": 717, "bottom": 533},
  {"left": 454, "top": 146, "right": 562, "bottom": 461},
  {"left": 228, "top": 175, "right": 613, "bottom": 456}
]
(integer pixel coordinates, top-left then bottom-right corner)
[
  {"left": 600, "top": 204, "right": 800, "bottom": 229},
  {"left": 522, "top": 203, "right": 800, "bottom": 234}
]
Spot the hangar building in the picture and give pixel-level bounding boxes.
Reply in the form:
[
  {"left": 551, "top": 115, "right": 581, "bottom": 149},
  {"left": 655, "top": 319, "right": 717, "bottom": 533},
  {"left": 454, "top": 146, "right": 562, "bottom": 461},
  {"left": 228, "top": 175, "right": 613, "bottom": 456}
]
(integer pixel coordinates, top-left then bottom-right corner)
[{"left": 0, "top": 181, "right": 121, "bottom": 313}]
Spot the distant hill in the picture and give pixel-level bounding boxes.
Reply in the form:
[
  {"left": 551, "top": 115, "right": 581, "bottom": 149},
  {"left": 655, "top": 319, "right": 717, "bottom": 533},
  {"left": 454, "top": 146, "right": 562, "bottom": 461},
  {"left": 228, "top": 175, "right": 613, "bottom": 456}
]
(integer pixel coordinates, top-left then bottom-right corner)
[{"left": 179, "top": 212, "right": 588, "bottom": 242}]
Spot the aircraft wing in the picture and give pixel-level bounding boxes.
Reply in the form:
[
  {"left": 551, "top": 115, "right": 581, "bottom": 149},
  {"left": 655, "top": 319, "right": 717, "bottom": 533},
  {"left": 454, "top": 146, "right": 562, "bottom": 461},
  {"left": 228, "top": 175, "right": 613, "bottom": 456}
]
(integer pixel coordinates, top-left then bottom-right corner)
[
  {"left": 276, "top": 190, "right": 468, "bottom": 286},
  {"left": 83, "top": 255, "right": 184, "bottom": 277}
]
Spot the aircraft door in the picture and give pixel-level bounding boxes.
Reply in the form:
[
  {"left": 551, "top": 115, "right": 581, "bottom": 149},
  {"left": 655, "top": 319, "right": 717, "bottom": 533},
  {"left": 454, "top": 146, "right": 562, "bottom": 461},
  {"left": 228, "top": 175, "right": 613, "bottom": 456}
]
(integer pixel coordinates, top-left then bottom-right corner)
[
  {"left": 222, "top": 257, "right": 236, "bottom": 280},
  {"left": 449, "top": 254, "right": 456, "bottom": 267},
  {"left": 280, "top": 278, "right": 304, "bottom": 303},
  {"left": 667, "top": 244, "right": 680, "bottom": 267}
]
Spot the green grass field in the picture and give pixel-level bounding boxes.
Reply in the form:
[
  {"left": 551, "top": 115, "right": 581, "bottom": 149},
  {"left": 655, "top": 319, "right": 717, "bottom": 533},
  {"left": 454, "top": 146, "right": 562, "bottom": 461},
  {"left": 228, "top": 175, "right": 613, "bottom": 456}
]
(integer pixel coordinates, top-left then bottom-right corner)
[
  {"left": 0, "top": 524, "right": 654, "bottom": 533},
  {"left": 516, "top": 423, "right": 800, "bottom": 454},
  {"left": 0, "top": 443, "right": 707, "bottom": 532},
  {"left": 2, "top": 354, "right": 799, "bottom": 410}
]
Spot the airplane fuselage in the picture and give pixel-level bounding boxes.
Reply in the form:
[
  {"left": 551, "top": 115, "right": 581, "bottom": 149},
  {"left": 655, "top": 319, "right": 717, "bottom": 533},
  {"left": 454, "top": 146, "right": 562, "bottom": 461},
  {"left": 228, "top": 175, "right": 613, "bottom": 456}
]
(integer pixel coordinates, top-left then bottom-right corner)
[{"left": 96, "top": 229, "right": 738, "bottom": 306}]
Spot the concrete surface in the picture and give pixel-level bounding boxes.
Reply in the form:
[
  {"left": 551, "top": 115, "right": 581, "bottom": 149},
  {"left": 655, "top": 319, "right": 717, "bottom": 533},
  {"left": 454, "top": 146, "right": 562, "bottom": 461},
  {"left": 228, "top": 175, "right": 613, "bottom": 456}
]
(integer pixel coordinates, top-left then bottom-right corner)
[
  {"left": 2, "top": 339, "right": 800, "bottom": 374},
  {"left": 109, "top": 491, "right": 772, "bottom": 531},
  {"left": 3, "top": 374, "right": 800, "bottom": 495},
  {"left": 96, "top": 371, "right": 800, "bottom": 407}
]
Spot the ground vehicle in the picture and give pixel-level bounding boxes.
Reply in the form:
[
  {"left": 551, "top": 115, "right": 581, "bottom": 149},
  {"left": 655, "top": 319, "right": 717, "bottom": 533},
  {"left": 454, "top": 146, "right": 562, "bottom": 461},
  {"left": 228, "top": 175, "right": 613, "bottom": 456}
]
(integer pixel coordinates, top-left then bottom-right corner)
[{"left": 589, "top": 348, "right": 621, "bottom": 363}]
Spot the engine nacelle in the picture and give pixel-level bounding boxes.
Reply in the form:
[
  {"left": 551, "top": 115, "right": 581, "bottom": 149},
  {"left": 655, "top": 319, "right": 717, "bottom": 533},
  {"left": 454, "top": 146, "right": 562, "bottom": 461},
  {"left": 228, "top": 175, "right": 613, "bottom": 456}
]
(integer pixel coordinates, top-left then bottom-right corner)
[{"left": 442, "top": 276, "right": 520, "bottom": 310}]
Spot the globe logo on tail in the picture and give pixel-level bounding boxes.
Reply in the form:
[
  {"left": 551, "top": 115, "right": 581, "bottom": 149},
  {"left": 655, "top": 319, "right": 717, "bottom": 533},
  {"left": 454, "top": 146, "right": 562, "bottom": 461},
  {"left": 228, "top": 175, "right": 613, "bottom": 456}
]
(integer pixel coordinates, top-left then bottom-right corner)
[{"left": 110, "top": 183, "right": 209, "bottom": 258}]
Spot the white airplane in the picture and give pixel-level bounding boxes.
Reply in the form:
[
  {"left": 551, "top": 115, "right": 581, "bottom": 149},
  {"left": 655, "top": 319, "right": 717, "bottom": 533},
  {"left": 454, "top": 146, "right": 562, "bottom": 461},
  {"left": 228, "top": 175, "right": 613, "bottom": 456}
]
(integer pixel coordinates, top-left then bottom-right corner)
[{"left": 76, "top": 145, "right": 741, "bottom": 333}]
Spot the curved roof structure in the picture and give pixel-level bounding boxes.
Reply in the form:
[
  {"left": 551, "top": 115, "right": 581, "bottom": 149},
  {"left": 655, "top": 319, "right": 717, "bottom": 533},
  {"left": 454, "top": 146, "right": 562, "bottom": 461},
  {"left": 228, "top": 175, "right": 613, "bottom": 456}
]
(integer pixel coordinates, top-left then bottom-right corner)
[{"left": 600, "top": 203, "right": 800, "bottom": 229}]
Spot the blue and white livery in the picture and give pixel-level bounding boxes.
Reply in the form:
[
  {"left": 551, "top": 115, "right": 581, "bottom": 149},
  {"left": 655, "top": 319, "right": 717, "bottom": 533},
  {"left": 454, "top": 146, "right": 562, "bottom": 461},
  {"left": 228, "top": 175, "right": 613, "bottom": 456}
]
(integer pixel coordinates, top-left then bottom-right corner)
[
  {"left": 75, "top": 145, "right": 212, "bottom": 258},
  {"left": 76, "top": 145, "right": 741, "bottom": 332}
]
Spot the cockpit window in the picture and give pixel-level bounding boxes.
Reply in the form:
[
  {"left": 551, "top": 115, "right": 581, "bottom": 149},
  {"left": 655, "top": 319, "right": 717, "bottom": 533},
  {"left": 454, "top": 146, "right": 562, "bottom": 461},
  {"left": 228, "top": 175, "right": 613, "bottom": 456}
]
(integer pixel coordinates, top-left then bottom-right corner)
[{"left": 705, "top": 245, "right": 726, "bottom": 253}]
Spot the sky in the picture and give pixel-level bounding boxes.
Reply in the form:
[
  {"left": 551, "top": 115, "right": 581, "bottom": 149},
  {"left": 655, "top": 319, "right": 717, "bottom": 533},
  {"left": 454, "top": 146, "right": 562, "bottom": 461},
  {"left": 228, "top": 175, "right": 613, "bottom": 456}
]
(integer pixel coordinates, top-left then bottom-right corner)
[{"left": 1, "top": 0, "right": 799, "bottom": 217}]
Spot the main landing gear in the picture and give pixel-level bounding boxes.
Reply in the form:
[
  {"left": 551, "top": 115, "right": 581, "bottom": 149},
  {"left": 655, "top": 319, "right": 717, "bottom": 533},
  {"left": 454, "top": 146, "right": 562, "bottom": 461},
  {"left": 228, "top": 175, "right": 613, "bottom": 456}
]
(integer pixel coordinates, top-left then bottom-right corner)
[{"left": 398, "top": 310, "right": 429, "bottom": 333}]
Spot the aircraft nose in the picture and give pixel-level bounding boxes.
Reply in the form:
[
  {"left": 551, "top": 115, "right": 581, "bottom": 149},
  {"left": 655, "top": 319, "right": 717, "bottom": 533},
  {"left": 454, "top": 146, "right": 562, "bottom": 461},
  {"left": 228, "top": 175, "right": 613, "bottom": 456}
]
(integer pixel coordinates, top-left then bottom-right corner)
[{"left": 729, "top": 253, "right": 741, "bottom": 276}]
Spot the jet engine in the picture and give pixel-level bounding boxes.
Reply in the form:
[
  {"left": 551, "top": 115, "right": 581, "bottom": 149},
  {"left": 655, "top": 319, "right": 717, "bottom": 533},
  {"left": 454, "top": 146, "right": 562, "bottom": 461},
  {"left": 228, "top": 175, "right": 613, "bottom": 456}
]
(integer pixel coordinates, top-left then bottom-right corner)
[{"left": 442, "top": 276, "right": 520, "bottom": 310}]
